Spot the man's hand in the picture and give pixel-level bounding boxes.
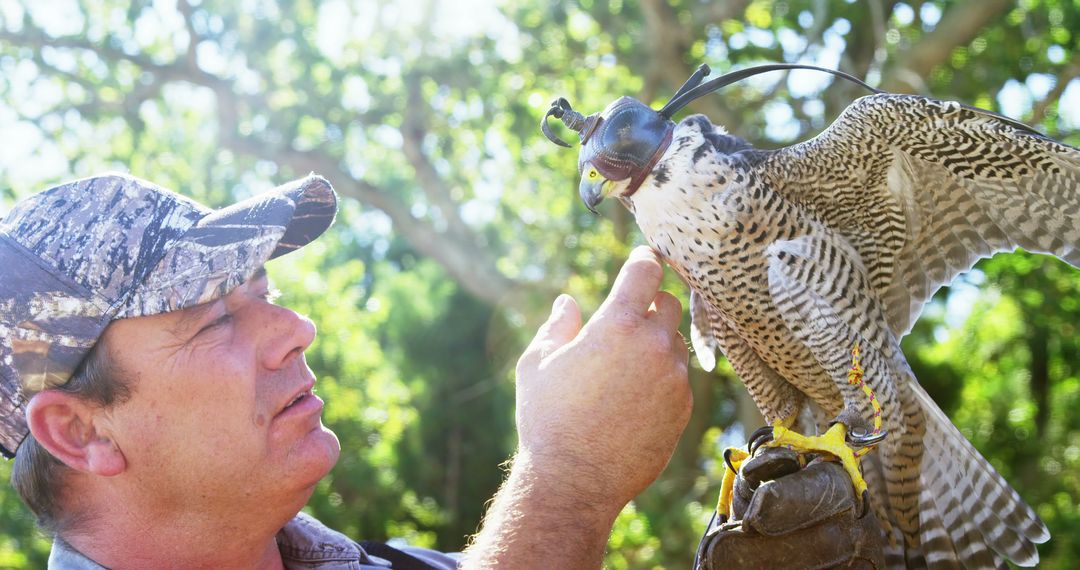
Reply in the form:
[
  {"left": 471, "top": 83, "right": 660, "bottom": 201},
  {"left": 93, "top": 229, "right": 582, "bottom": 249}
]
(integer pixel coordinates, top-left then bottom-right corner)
[
  {"left": 462, "top": 246, "right": 692, "bottom": 569},
  {"left": 515, "top": 245, "right": 692, "bottom": 507}
]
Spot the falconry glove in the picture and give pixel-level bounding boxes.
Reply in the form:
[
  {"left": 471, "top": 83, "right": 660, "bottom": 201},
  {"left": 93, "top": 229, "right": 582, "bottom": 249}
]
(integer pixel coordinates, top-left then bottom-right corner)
[{"left": 695, "top": 447, "right": 886, "bottom": 570}]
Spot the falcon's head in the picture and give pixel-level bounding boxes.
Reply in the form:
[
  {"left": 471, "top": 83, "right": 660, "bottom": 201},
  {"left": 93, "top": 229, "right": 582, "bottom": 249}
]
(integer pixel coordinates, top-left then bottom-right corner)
[
  {"left": 543, "top": 96, "right": 675, "bottom": 213},
  {"left": 542, "top": 63, "right": 882, "bottom": 213},
  {"left": 574, "top": 97, "right": 675, "bottom": 213}
]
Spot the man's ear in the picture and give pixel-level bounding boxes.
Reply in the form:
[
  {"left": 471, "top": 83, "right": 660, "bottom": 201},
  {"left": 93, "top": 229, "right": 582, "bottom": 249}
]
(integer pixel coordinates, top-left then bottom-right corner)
[{"left": 25, "top": 390, "right": 126, "bottom": 477}]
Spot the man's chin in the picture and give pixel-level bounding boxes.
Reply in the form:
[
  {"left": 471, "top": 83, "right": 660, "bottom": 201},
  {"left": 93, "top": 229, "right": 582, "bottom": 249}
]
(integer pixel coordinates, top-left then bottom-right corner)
[
  {"left": 309, "top": 424, "right": 342, "bottom": 472},
  {"left": 289, "top": 425, "right": 341, "bottom": 488}
]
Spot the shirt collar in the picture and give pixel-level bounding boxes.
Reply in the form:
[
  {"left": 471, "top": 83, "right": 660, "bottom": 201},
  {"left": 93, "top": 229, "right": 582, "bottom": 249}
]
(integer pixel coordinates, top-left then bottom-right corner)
[{"left": 47, "top": 512, "right": 385, "bottom": 569}]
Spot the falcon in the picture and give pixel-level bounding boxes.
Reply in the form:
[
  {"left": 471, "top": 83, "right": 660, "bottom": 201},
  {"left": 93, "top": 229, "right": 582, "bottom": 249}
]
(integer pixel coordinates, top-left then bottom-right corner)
[{"left": 543, "top": 64, "right": 1078, "bottom": 568}]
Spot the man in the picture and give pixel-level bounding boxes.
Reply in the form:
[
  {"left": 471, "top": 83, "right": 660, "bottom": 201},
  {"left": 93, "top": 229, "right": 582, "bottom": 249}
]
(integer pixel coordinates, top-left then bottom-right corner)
[{"left": 1, "top": 172, "right": 693, "bottom": 569}]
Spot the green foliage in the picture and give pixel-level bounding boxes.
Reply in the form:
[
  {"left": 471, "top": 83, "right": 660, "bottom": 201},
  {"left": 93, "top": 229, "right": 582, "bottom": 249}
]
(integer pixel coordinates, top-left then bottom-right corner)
[
  {"left": 0, "top": 460, "right": 50, "bottom": 567},
  {"left": 1, "top": 0, "right": 1078, "bottom": 567}
]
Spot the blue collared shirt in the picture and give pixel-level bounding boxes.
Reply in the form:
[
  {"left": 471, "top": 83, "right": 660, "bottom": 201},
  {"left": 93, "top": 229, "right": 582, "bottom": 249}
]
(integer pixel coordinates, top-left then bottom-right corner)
[{"left": 48, "top": 512, "right": 460, "bottom": 569}]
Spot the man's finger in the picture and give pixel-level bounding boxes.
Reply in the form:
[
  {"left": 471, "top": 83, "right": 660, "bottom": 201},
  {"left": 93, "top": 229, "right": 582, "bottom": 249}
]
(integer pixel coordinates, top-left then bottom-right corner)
[
  {"left": 648, "top": 291, "right": 683, "bottom": 332},
  {"left": 518, "top": 295, "right": 582, "bottom": 369},
  {"left": 598, "top": 246, "right": 665, "bottom": 317}
]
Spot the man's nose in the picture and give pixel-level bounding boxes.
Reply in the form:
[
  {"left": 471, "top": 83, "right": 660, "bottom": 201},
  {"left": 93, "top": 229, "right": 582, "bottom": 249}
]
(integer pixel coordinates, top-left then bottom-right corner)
[{"left": 259, "top": 304, "right": 317, "bottom": 370}]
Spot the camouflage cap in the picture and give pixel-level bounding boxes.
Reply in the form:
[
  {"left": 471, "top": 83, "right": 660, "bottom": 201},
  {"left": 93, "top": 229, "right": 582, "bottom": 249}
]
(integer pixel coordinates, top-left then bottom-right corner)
[{"left": 0, "top": 172, "right": 337, "bottom": 458}]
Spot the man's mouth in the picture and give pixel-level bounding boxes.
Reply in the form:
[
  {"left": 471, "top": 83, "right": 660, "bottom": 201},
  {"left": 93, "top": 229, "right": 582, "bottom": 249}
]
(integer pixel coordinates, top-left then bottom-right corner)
[
  {"left": 283, "top": 390, "right": 311, "bottom": 410},
  {"left": 277, "top": 384, "right": 318, "bottom": 417}
]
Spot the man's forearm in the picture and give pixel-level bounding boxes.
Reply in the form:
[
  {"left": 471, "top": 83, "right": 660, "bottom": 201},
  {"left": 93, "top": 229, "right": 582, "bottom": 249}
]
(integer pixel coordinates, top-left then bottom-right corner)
[{"left": 460, "top": 452, "right": 622, "bottom": 569}]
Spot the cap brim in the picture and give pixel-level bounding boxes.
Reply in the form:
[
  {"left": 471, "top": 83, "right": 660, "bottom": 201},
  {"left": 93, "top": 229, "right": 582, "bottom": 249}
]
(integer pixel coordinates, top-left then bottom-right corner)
[
  {"left": 117, "top": 174, "right": 337, "bottom": 318},
  {"left": 200, "top": 174, "right": 338, "bottom": 260}
]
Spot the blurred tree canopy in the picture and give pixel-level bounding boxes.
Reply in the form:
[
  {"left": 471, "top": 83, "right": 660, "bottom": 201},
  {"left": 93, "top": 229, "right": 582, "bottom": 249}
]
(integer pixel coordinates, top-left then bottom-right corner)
[{"left": 1, "top": 0, "right": 1077, "bottom": 567}]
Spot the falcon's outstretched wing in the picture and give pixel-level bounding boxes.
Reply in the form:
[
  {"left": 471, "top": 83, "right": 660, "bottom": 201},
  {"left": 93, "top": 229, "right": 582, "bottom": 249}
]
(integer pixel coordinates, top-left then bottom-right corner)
[{"left": 759, "top": 93, "right": 1080, "bottom": 338}]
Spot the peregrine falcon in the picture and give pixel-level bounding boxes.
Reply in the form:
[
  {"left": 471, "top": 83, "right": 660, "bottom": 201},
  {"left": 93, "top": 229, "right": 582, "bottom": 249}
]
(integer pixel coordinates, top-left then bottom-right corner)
[{"left": 544, "top": 64, "right": 1077, "bottom": 568}]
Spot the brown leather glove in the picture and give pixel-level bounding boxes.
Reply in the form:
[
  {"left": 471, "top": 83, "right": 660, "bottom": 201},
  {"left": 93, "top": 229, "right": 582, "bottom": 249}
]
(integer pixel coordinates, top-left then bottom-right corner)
[{"left": 695, "top": 447, "right": 886, "bottom": 570}]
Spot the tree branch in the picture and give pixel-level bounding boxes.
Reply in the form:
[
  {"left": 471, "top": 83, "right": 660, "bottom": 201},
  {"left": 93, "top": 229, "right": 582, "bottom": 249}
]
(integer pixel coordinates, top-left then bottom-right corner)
[
  {"left": 880, "top": 0, "right": 1014, "bottom": 93},
  {"left": 177, "top": 0, "right": 201, "bottom": 70},
  {"left": 1, "top": 19, "right": 521, "bottom": 306},
  {"left": 401, "top": 73, "right": 475, "bottom": 242},
  {"left": 214, "top": 103, "right": 519, "bottom": 307},
  {"left": 1029, "top": 53, "right": 1080, "bottom": 128},
  {"left": 639, "top": 0, "right": 745, "bottom": 127}
]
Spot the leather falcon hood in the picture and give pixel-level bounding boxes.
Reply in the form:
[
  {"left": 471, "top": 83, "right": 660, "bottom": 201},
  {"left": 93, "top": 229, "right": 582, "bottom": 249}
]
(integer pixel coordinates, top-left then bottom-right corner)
[{"left": 577, "top": 96, "right": 675, "bottom": 196}]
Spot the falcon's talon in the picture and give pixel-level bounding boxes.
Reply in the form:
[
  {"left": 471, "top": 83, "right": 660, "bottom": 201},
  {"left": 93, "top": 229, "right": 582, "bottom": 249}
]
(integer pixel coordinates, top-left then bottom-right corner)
[
  {"left": 716, "top": 447, "right": 750, "bottom": 521},
  {"left": 847, "top": 428, "right": 888, "bottom": 448},
  {"left": 858, "top": 490, "right": 871, "bottom": 519},
  {"left": 746, "top": 425, "right": 775, "bottom": 456},
  {"left": 723, "top": 448, "right": 739, "bottom": 473}
]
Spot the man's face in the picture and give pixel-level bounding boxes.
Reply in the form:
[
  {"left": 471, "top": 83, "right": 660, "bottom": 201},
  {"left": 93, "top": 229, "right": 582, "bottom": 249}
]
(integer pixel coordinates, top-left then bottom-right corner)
[{"left": 99, "top": 268, "right": 340, "bottom": 517}]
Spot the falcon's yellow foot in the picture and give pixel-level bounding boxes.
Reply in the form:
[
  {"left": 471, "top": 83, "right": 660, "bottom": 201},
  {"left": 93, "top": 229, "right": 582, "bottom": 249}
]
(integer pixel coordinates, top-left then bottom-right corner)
[
  {"left": 716, "top": 447, "right": 749, "bottom": 522},
  {"left": 751, "top": 421, "right": 871, "bottom": 498},
  {"left": 739, "top": 345, "right": 887, "bottom": 508}
]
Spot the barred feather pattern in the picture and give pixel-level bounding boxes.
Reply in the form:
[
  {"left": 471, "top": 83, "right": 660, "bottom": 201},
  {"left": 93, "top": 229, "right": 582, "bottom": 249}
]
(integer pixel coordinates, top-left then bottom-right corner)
[{"left": 625, "top": 94, "right": 1075, "bottom": 568}]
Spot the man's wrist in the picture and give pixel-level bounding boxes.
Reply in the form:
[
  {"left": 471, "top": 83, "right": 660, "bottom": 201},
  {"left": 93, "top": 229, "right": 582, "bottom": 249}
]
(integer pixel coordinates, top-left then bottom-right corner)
[
  {"left": 461, "top": 451, "right": 624, "bottom": 569},
  {"left": 511, "top": 449, "right": 626, "bottom": 522}
]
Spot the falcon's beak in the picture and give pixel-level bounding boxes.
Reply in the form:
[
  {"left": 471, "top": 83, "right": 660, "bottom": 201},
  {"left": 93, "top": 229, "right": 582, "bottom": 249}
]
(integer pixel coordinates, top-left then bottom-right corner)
[{"left": 579, "top": 177, "right": 608, "bottom": 215}]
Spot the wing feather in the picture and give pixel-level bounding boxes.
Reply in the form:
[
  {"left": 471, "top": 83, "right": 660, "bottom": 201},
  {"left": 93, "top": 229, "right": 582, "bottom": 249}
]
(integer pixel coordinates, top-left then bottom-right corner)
[{"left": 759, "top": 93, "right": 1080, "bottom": 336}]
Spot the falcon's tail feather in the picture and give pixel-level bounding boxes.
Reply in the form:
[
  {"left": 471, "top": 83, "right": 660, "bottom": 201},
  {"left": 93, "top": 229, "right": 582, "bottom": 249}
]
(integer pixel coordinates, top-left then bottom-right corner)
[
  {"left": 862, "top": 451, "right": 924, "bottom": 569},
  {"left": 908, "top": 378, "right": 1049, "bottom": 567}
]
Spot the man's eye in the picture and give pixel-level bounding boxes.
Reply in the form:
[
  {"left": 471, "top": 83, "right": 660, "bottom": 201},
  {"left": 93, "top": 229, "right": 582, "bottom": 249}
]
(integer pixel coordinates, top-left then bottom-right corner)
[{"left": 199, "top": 313, "right": 232, "bottom": 334}]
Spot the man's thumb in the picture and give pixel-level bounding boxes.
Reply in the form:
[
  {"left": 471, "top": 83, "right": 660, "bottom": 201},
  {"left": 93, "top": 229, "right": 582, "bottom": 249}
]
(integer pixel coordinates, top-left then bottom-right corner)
[
  {"left": 540, "top": 294, "right": 581, "bottom": 347},
  {"left": 521, "top": 294, "right": 582, "bottom": 368}
]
